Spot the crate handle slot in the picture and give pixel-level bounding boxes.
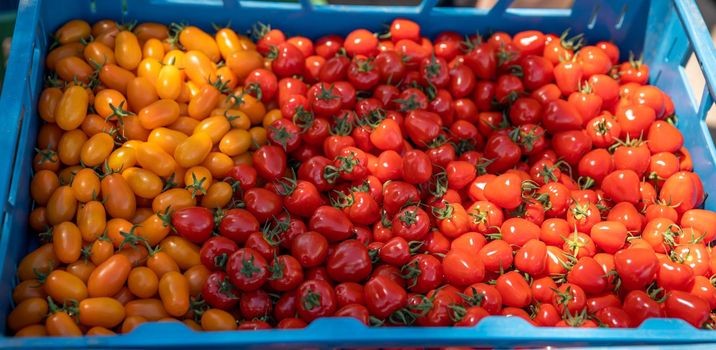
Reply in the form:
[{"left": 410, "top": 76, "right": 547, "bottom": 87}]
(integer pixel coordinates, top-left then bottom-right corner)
[{"left": 674, "top": 0, "right": 716, "bottom": 101}]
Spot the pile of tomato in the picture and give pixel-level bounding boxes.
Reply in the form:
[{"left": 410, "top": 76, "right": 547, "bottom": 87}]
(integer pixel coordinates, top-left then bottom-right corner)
[{"left": 9, "top": 15, "right": 716, "bottom": 337}]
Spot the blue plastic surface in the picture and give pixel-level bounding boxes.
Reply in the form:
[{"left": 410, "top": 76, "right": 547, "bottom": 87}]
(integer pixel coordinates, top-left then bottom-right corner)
[{"left": 1, "top": 0, "right": 716, "bottom": 348}]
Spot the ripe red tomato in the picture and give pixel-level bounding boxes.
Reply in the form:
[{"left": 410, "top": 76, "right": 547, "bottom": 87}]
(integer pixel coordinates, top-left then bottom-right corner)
[{"left": 171, "top": 206, "right": 214, "bottom": 244}]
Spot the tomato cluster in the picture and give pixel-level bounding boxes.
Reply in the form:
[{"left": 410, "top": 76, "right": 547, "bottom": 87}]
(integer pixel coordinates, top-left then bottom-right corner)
[{"left": 11, "top": 16, "right": 716, "bottom": 337}]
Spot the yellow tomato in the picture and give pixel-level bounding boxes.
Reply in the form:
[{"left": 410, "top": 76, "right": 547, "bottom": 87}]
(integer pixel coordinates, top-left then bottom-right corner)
[
  {"left": 184, "top": 50, "right": 217, "bottom": 85},
  {"left": 137, "top": 57, "right": 162, "bottom": 86},
  {"left": 127, "top": 76, "right": 159, "bottom": 111},
  {"left": 219, "top": 128, "right": 252, "bottom": 156},
  {"left": 168, "top": 116, "right": 200, "bottom": 136},
  {"left": 156, "top": 62, "right": 183, "bottom": 100},
  {"left": 136, "top": 142, "right": 177, "bottom": 177},
  {"left": 194, "top": 115, "right": 230, "bottom": 143},
  {"left": 263, "top": 109, "right": 283, "bottom": 128},
  {"left": 138, "top": 99, "right": 180, "bottom": 130},
  {"left": 107, "top": 146, "right": 137, "bottom": 172},
  {"left": 122, "top": 167, "right": 163, "bottom": 199},
  {"left": 152, "top": 188, "right": 195, "bottom": 213},
  {"left": 80, "top": 132, "right": 115, "bottom": 167},
  {"left": 147, "top": 127, "right": 188, "bottom": 155},
  {"left": 77, "top": 201, "right": 106, "bottom": 241},
  {"left": 142, "top": 38, "right": 165, "bottom": 60},
  {"left": 179, "top": 26, "right": 220, "bottom": 62},
  {"left": 201, "top": 152, "right": 233, "bottom": 178},
  {"left": 184, "top": 166, "right": 212, "bottom": 196}
]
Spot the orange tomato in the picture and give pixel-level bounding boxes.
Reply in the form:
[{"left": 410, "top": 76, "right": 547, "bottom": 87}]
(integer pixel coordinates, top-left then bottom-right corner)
[
  {"left": 226, "top": 49, "right": 264, "bottom": 82},
  {"left": 219, "top": 128, "right": 252, "bottom": 156},
  {"left": 159, "top": 236, "right": 200, "bottom": 270},
  {"left": 121, "top": 115, "right": 151, "bottom": 141},
  {"left": 151, "top": 188, "right": 195, "bottom": 213},
  {"left": 29, "top": 207, "right": 49, "bottom": 232},
  {"left": 52, "top": 221, "right": 83, "bottom": 263},
  {"left": 12, "top": 280, "right": 46, "bottom": 304},
  {"left": 88, "top": 254, "right": 132, "bottom": 297},
  {"left": 168, "top": 116, "right": 200, "bottom": 135},
  {"left": 147, "top": 127, "right": 188, "bottom": 155},
  {"left": 188, "top": 84, "right": 222, "bottom": 120},
  {"left": 94, "top": 89, "right": 127, "bottom": 119},
  {"left": 184, "top": 264, "right": 210, "bottom": 296},
  {"left": 106, "top": 217, "right": 135, "bottom": 248},
  {"left": 108, "top": 146, "right": 137, "bottom": 172},
  {"left": 185, "top": 166, "right": 213, "bottom": 196},
  {"left": 55, "top": 55, "right": 93, "bottom": 83},
  {"left": 194, "top": 115, "right": 230, "bottom": 143},
  {"left": 201, "top": 181, "right": 233, "bottom": 209},
  {"left": 81, "top": 114, "right": 114, "bottom": 136},
  {"left": 216, "top": 66, "right": 238, "bottom": 89},
  {"left": 86, "top": 326, "right": 116, "bottom": 336},
  {"left": 101, "top": 173, "right": 137, "bottom": 220},
  {"left": 56, "top": 85, "right": 89, "bottom": 131},
  {"left": 202, "top": 152, "right": 233, "bottom": 178},
  {"left": 99, "top": 64, "right": 136, "bottom": 95},
  {"left": 122, "top": 167, "right": 163, "bottom": 199},
  {"left": 37, "top": 123, "right": 63, "bottom": 150},
  {"left": 47, "top": 186, "right": 77, "bottom": 225},
  {"left": 45, "top": 270, "right": 88, "bottom": 303},
  {"left": 184, "top": 50, "right": 217, "bottom": 84},
  {"left": 158, "top": 271, "right": 190, "bottom": 317},
  {"left": 71, "top": 168, "right": 101, "bottom": 203},
  {"left": 184, "top": 319, "right": 203, "bottom": 331},
  {"left": 30, "top": 170, "right": 60, "bottom": 206},
  {"left": 179, "top": 26, "right": 220, "bottom": 62},
  {"left": 45, "top": 42, "right": 84, "bottom": 70},
  {"left": 156, "top": 63, "right": 183, "bottom": 100},
  {"left": 134, "top": 22, "right": 169, "bottom": 43},
  {"left": 8, "top": 298, "right": 48, "bottom": 332},
  {"left": 125, "top": 299, "right": 168, "bottom": 321},
  {"left": 57, "top": 165, "right": 82, "bottom": 186},
  {"left": 56, "top": 19, "right": 91, "bottom": 44},
  {"left": 79, "top": 297, "right": 126, "bottom": 328},
  {"left": 136, "top": 57, "right": 162, "bottom": 87},
  {"left": 137, "top": 213, "right": 171, "bottom": 246},
  {"left": 17, "top": 244, "right": 58, "bottom": 281},
  {"left": 138, "top": 99, "right": 180, "bottom": 129},
  {"left": 77, "top": 201, "right": 107, "bottom": 241},
  {"left": 57, "top": 129, "right": 87, "bottom": 166},
  {"left": 232, "top": 152, "right": 252, "bottom": 165},
  {"left": 84, "top": 41, "right": 115, "bottom": 65},
  {"left": 66, "top": 260, "right": 96, "bottom": 283},
  {"left": 136, "top": 142, "right": 177, "bottom": 177},
  {"left": 174, "top": 132, "right": 212, "bottom": 168},
  {"left": 132, "top": 207, "right": 154, "bottom": 224},
  {"left": 33, "top": 149, "right": 60, "bottom": 172},
  {"left": 201, "top": 309, "right": 237, "bottom": 331},
  {"left": 15, "top": 324, "right": 47, "bottom": 337},
  {"left": 46, "top": 311, "right": 82, "bottom": 337},
  {"left": 128, "top": 267, "right": 159, "bottom": 298},
  {"left": 215, "top": 27, "right": 242, "bottom": 59},
  {"left": 249, "top": 126, "right": 268, "bottom": 149},
  {"left": 147, "top": 251, "right": 180, "bottom": 278},
  {"left": 115, "top": 31, "right": 142, "bottom": 70},
  {"left": 80, "top": 132, "right": 115, "bottom": 167},
  {"left": 90, "top": 238, "right": 114, "bottom": 266},
  {"left": 127, "top": 76, "right": 159, "bottom": 111},
  {"left": 92, "top": 19, "right": 118, "bottom": 37},
  {"left": 113, "top": 286, "right": 136, "bottom": 305},
  {"left": 38, "top": 87, "right": 63, "bottom": 123},
  {"left": 143, "top": 38, "right": 166, "bottom": 60},
  {"left": 121, "top": 315, "right": 147, "bottom": 333}
]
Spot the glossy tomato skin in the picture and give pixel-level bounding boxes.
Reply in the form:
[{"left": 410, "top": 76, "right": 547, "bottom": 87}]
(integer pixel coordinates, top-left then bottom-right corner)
[
  {"left": 171, "top": 207, "right": 214, "bottom": 244},
  {"left": 296, "top": 279, "right": 337, "bottom": 322},
  {"left": 200, "top": 236, "right": 238, "bottom": 271},
  {"left": 327, "top": 240, "right": 372, "bottom": 283},
  {"left": 226, "top": 248, "right": 268, "bottom": 292}
]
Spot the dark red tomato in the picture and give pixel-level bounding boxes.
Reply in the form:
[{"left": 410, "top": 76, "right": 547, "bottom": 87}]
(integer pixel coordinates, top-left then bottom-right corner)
[
  {"left": 401, "top": 150, "right": 432, "bottom": 185},
  {"left": 347, "top": 57, "right": 380, "bottom": 91},
  {"left": 595, "top": 306, "right": 630, "bottom": 328},
  {"left": 333, "top": 82, "right": 358, "bottom": 110},
  {"left": 281, "top": 179, "right": 323, "bottom": 219},
  {"left": 379, "top": 237, "right": 414, "bottom": 266},
  {"left": 373, "top": 84, "right": 401, "bottom": 110},
  {"left": 240, "top": 289, "right": 272, "bottom": 319},
  {"left": 280, "top": 94, "right": 310, "bottom": 119},
  {"left": 473, "top": 81, "right": 496, "bottom": 112},
  {"left": 382, "top": 181, "right": 420, "bottom": 215},
  {"left": 171, "top": 206, "right": 214, "bottom": 244},
  {"left": 420, "top": 55, "right": 450, "bottom": 88},
  {"left": 664, "top": 290, "right": 710, "bottom": 327},
  {"left": 551, "top": 283, "right": 587, "bottom": 315},
  {"left": 268, "top": 255, "right": 304, "bottom": 292},
  {"left": 586, "top": 293, "right": 621, "bottom": 314},
  {"left": 226, "top": 164, "right": 257, "bottom": 191},
  {"left": 463, "top": 42, "right": 496, "bottom": 80},
  {"left": 454, "top": 306, "right": 490, "bottom": 327},
  {"left": 449, "top": 64, "right": 476, "bottom": 98},
  {"left": 319, "top": 55, "right": 350, "bottom": 83},
  {"left": 226, "top": 247, "right": 269, "bottom": 291},
  {"left": 309, "top": 205, "right": 354, "bottom": 242},
  {"left": 484, "top": 133, "right": 521, "bottom": 173},
  {"left": 442, "top": 249, "right": 485, "bottom": 287},
  {"left": 543, "top": 99, "right": 583, "bottom": 132},
  {"left": 371, "top": 264, "right": 405, "bottom": 289},
  {"left": 551, "top": 130, "right": 592, "bottom": 166},
  {"left": 434, "top": 31, "right": 462, "bottom": 61},
  {"left": 623, "top": 290, "right": 664, "bottom": 327},
  {"left": 277, "top": 318, "right": 307, "bottom": 329},
  {"left": 364, "top": 275, "right": 407, "bottom": 319},
  {"left": 296, "top": 279, "right": 337, "bottom": 322},
  {"left": 298, "top": 156, "right": 334, "bottom": 192},
  {"left": 291, "top": 231, "right": 328, "bottom": 268},
  {"left": 244, "top": 68, "right": 278, "bottom": 103},
  {"left": 308, "top": 82, "right": 342, "bottom": 117},
  {"left": 374, "top": 50, "right": 406, "bottom": 83},
  {"left": 494, "top": 74, "right": 524, "bottom": 103},
  {"left": 334, "top": 282, "right": 364, "bottom": 308},
  {"left": 478, "top": 240, "right": 514, "bottom": 273},
  {"left": 218, "top": 208, "right": 259, "bottom": 244},
  {"left": 203, "top": 271, "right": 238, "bottom": 309},
  {"left": 391, "top": 206, "right": 431, "bottom": 241},
  {"left": 495, "top": 271, "right": 532, "bottom": 308},
  {"left": 517, "top": 55, "right": 554, "bottom": 91},
  {"left": 509, "top": 97, "right": 543, "bottom": 125},
  {"left": 402, "top": 254, "right": 443, "bottom": 294},
  {"left": 614, "top": 248, "right": 659, "bottom": 290},
  {"left": 252, "top": 145, "right": 287, "bottom": 181},
  {"left": 345, "top": 29, "right": 378, "bottom": 57},
  {"left": 272, "top": 42, "right": 305, "bottom": 78},
  {"left": 200, "top": 236, "right": 238, "bottom": 271},
  {"left": 268, "top": 118, "right": 302, "bottom": 152},
  {"left": 243, "top": 188, "right": 282, "bottom": 223},
  {"left": 315, "top": 34, "right": 344, "bottom": 58},
  {"left": 327, "top": 240, "right": 372, "bottom": 283},
  {"left": 273, "top": 292, "right": 297, "bottom": 321}
]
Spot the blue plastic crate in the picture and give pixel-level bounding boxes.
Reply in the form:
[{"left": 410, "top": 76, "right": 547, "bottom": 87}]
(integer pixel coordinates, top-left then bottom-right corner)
[{"left": 1, "top": 0, "right": 716, "bottom": 348}]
